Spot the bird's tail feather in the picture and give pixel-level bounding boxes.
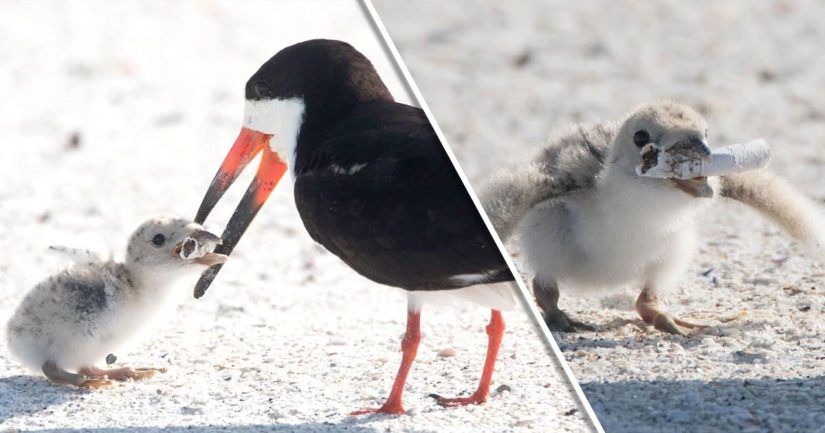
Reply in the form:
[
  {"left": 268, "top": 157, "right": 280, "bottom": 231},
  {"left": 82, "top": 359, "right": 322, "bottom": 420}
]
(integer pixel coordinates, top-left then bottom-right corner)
[{"left": 721, "top": 169, "right": 825, "bottom": 258}]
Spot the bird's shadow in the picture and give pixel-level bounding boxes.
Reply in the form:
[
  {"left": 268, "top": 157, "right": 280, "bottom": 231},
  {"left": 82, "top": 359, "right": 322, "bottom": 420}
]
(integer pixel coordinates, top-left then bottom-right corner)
[
  {"left": 1, "top": 426, "right": 390, "bottom": 433},
  {"left": 584, "top": 376, "right": 825, "bottom": 433},
  {"left": 0, "top": 374, "right": 436, "bottom": 433},
  {"left": 0, "top": 374, "right": 86, "bottom": 421}
]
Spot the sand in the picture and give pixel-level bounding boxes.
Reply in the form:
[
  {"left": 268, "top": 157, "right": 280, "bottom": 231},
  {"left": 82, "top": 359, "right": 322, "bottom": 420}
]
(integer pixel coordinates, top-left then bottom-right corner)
[
  {"left": 374, "top": 1, "right": 825, "bottom": 432},
  {"left": 0, "top": 1, "right": 596, "bottom": 432}
]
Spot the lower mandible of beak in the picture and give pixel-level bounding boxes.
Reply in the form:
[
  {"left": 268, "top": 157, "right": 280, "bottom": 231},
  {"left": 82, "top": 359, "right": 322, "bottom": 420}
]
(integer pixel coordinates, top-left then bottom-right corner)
[{"left": 192, "top": 127, "right": 288, "bottom": 298}]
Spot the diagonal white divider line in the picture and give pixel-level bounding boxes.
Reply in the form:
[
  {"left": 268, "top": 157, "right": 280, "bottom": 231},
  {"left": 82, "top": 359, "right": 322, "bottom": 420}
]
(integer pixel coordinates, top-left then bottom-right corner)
[{"left": 359, "top": 1, "right": 605, "bottom": 432}]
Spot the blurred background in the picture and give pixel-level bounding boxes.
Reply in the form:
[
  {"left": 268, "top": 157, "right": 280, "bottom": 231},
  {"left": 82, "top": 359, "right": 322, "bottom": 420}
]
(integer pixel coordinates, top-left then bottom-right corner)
[
  {"left": 0, "top": 2, "right": 593, "bottom": 432},
  {"left": 375, "top": 1, "right": 825, "bottom": 432}
]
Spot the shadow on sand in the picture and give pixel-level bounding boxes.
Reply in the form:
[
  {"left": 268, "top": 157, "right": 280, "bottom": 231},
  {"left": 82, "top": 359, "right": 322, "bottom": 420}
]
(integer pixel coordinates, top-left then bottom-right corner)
[
  {"left": 0, "top": 374, "right": 83, "bottom": 421},
  {"left": 584, "top": 376, "right": 825, "bottom": 433},
  {"left": 0, "top": 375, "right": 435, "bottom": 433},
  {"left": 7, "top": 426, "right": 395, "bottom": 433}
]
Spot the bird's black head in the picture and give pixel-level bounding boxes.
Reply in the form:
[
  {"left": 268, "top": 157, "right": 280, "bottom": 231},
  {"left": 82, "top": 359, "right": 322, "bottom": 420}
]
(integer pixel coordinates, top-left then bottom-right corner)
[
  {"left": 191, "top": 39, "right": 392, "bottom": 298},
  {"left": 245, "top": 39, "right": 392, "bottom": 108}
]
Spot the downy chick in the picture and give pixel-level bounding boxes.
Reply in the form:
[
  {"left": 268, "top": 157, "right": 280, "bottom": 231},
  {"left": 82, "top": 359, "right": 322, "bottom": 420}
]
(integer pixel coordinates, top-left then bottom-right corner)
[
  {"left": 6, "top": 216, "right": 227, "bottom": 388},
  {"left": 481, "top": 101, "right": 825, "bottom": 335}
]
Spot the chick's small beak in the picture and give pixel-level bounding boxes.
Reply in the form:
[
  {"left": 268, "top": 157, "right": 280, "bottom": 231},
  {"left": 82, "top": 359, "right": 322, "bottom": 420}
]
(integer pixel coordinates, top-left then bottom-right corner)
[{"left": 192, "top": 127, "right": 288, "bottom": 298}]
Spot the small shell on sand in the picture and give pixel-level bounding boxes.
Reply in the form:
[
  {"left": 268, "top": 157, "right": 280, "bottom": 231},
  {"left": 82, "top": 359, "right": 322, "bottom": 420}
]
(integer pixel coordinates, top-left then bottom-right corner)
[{"left": 437, "top": 348, "right": 458, "bottom": 357}]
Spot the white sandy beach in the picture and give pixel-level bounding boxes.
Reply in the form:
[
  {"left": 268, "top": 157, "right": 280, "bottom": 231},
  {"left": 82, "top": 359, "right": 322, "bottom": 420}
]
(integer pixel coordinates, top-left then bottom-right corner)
[
  {"left": 0, "top": 2, "right": 594, "bottom": 433},
  {"left": 375, "top": 1, "right": 825, "bottom": 432}
]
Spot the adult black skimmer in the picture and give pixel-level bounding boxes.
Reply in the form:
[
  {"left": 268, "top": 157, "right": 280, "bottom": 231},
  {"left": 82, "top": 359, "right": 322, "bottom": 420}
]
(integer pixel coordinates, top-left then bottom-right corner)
[{"left": 193, "top": 39, "right": 515, "bottom": 415}]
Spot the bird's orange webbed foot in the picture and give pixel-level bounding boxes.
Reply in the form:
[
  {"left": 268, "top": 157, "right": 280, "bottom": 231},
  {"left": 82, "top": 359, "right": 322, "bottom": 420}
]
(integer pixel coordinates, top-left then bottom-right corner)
[
  {"left": 430, "top": 310, "right": 505, "bottom": 409},
  {"left": 349, "top": 401, "right": 405, "bottom": 416},
  {"left": 429, "top": 391, "right": 488, "bottom": 408},
  {"left": 350, "top": 308, "right": 421, "bottom": 416}
]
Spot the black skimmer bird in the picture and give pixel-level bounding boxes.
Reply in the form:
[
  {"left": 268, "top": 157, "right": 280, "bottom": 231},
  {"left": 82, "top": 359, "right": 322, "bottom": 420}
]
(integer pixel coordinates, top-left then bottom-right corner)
[{"left": 192, "top": 39, "right": 515, "bottom": 414}]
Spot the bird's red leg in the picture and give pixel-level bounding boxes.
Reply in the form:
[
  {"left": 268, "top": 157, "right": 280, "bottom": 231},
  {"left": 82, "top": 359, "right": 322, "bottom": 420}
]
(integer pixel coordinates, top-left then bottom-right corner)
[
  {"left": 351, "top": 308, "right": 422, "bottom": 415},
  {"left": 433, "top": 309, "right": 505, "bottom": 407}
]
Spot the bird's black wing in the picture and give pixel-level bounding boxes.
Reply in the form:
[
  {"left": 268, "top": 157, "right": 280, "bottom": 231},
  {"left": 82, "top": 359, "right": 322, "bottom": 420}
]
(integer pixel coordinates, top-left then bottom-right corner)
[{"left": 293, "top": 101, "right": 512, "bottom": 290}]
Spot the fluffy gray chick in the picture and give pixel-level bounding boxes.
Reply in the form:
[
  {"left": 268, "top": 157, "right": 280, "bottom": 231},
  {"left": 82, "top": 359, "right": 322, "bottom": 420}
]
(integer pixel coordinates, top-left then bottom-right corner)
[
  {"left": 480, "top": 101, "right": 825, "bottom": 335},
  {"left": 6, "top": 216, "right": 227, "bottom": 388}
]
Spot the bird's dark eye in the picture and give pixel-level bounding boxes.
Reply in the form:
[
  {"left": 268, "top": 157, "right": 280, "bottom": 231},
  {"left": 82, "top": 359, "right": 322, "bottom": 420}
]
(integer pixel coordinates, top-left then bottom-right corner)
[
  {"left": 151, "top": 234, "right": 166, "bottom": 247},
  {"left": 253, "top": 80, "right": 272, "bottom": 99},
  {"left": 633, "top": 130, "right": 651, "bottom": 147}
]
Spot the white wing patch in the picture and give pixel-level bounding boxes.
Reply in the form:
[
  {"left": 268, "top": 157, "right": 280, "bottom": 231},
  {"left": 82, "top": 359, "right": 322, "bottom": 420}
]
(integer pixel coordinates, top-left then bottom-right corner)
[
  {"left": 449, "top": 272, "right": 495, "bottom": 285},
  {"left": 330, "top": 163, "right": 367, "bottom": 175}
]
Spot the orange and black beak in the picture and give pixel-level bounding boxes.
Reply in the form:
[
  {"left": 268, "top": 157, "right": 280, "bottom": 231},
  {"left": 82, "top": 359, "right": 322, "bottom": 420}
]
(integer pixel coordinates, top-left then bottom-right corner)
[{"left": 193, "top": 127, "right": 288, "bottom": 298}]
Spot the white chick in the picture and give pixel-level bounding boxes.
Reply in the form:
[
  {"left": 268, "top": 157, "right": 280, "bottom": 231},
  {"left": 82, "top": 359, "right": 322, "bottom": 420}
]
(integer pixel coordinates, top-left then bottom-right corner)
[{"left": 6, "top": 216, "right": 227, "bottom": 388}]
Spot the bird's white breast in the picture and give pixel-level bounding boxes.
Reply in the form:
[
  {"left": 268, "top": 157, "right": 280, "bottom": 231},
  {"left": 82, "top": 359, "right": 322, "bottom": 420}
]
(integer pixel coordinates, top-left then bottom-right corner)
[{"left": 520, "top": 175, "right": 711, "bottom": 292}]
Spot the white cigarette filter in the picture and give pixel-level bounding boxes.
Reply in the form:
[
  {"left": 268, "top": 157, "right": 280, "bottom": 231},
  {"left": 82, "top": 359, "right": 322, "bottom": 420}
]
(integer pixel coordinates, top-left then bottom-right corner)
[{"left": 636, "top": 139, "right": 771, "bottom": 179}]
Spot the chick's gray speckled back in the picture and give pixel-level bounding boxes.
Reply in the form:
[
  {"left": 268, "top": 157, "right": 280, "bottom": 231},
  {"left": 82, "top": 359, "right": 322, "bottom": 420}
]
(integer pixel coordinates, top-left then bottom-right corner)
[
  {"left": 533, "top": 121, "right": 615, "bottom": 189},
  {"left": 480, "top": 121, "right": 616, "bottom": 240},
  {"left": 6, "top": 261, "right": 134, "bottom": 371}
]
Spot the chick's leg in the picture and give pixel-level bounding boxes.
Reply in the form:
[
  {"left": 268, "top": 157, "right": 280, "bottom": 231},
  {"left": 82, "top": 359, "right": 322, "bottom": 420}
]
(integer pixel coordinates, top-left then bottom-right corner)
[
  {"left": 533, "top": 277, "right": 594, "bottom": 332},
  {"left": 42, "top": 361, "right": 111, "bottom": 389},
  {"left": 635, "top": 287, "right": 705, "bottom": 336},
  {"left": 636, "top": 237, "right": 704, "bottom": 336},
  {"left": 79, "top": 365, "right": 166, "bottom": 381}
]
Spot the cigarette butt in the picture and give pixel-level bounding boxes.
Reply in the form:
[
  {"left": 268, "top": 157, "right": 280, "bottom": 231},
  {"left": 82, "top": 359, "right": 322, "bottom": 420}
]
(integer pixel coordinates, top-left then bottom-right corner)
[{"left": 701, "top": 139, "right": 771, "bottom": 177}]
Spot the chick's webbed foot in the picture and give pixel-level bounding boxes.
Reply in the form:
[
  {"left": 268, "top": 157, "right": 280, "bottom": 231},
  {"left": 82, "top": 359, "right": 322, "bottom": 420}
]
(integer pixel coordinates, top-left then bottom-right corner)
[
  {"left": 42, "top": 361, "right": 113, "bottom": 389},
  {"left": 636, "top": 288, "right": 704, "bottom": 336},
  {"left": 542, "top": 309, "right": 596, "bottom": 333},
  {"left": 533, "top": 278, "right": 595, "bottom": 332},
  {"left": 80, "top": 366, "right": 167, "bottom": 381}
]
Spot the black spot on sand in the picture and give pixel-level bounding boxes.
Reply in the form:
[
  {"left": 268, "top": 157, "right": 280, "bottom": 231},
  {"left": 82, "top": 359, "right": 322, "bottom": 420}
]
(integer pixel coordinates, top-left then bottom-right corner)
[
  {"left": 758, "top": 68, "right": 777, "bottom": 82},
  {"left": 65, "top": 131, "right": 82, "bottom": 150},
  {"left": 513, "top": 49, "right": 533, "bottom": 68}
]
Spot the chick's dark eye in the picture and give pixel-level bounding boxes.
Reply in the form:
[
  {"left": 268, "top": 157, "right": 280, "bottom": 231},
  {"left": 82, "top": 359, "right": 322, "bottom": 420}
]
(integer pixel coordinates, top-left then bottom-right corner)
[
  {"left": 633, "top": 130, "right": 651, "bottom": 147},
  {"left": 151, "top": 234, "right": 166, "bottom": 247}
]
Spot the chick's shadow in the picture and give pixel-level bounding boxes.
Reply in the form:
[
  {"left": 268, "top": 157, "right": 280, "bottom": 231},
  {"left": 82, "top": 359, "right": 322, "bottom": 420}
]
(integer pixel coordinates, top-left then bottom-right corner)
[
  {"left": 7, "top": 424, "right": 403, "bottom": 433},
  {"left": 0, "top": 374, "right": 83, "bottom": 422}
]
